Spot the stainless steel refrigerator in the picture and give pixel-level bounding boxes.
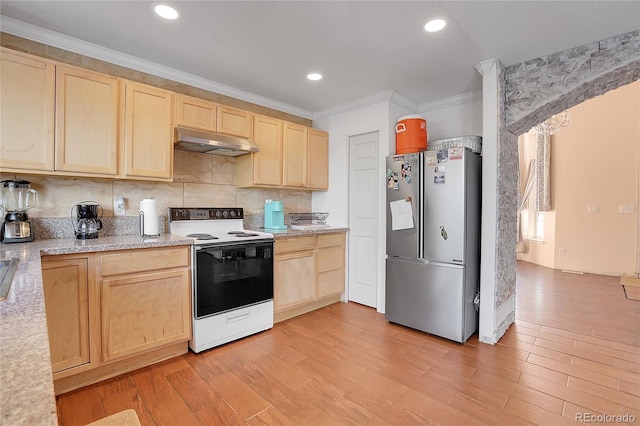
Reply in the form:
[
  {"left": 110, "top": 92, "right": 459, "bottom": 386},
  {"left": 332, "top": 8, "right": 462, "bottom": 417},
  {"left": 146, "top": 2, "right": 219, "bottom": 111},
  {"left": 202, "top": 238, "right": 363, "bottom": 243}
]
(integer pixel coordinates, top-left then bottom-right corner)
[{"left": 385, "top": 148, "right": 481, "bottom": 343}]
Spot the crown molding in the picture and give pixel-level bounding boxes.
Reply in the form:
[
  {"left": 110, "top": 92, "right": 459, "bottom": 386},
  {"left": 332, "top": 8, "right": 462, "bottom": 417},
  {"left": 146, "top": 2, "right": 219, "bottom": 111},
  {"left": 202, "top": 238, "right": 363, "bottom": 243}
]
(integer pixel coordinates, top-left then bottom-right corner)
[
  {"left": 312, "top": 89, "right": 418, "bottom": 121},
  {"left": 474, "top": 58, "right": 498, "bottom": 77},
  {"left": 0, "top": 16, "right": 313, "bottom": 119},
  {"left": 417, "top": 90, "right": 483, "bottom": 113},
  {"left": 389, "top": 91, "right": 419, "bottom": 112}
]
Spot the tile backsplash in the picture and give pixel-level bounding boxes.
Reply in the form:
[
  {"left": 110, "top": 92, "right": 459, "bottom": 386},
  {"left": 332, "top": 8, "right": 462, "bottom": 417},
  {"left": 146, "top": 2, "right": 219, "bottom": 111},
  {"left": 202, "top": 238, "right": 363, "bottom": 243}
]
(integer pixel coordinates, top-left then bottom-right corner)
[{"left": 1, "top": 150, "right": 312, "bottom": 228}]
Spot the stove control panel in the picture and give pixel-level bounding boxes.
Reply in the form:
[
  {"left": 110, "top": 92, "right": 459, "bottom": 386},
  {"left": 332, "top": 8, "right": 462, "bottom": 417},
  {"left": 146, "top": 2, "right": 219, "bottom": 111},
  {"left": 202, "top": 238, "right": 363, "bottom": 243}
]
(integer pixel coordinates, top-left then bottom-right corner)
[{"left": 169, "top": 208, "right": 244, "bottom": 221}]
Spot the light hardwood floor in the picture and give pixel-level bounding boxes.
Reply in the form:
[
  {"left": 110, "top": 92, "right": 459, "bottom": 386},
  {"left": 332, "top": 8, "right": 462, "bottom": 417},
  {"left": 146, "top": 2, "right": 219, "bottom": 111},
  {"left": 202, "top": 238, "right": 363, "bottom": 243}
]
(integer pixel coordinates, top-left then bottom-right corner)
[{"left": 57, "top": 261, "right": 640, "bottom": 425}]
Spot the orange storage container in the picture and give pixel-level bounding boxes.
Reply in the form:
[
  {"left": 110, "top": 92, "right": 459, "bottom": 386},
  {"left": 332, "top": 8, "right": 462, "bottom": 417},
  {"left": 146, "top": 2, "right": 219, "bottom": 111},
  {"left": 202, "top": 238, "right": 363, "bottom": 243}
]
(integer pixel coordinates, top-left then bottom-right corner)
[{"left": 395, "top": 115, "right": 427, "bottom": 154}]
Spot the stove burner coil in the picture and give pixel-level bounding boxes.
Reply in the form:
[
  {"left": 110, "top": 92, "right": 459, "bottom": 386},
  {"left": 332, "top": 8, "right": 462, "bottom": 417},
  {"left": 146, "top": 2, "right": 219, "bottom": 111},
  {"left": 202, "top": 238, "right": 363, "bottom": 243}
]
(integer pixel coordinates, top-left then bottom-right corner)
[
  {"left": 228, "top": 231, "right": 259, "bottom": 237},
  {"left": 186, "top": 233, "right": 219, "bottom": 240}
]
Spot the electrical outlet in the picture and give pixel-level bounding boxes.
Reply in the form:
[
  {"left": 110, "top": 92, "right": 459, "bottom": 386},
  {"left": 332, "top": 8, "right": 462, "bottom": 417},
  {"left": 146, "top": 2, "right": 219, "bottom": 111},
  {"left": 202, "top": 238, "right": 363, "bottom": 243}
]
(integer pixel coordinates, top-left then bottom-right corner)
[
  {"left": 558, "top": 248, "right": 566, "bottom": 256},
  {"left": 619, "top": 205, "right": 635, "bottom": 214},
  {"left": 587, "top": 204, "right": 599, "bottom": 213},
  {"left": 114, "top": 196, "right": 126, "bottom": 216}
]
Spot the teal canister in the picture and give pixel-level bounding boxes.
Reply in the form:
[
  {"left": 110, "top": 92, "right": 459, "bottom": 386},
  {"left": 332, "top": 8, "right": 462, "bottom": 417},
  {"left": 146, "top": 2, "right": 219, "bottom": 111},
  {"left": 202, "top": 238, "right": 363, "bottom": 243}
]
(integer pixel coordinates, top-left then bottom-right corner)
[{"left": 264, "top": 200, "right": 287, "bottom": 230}]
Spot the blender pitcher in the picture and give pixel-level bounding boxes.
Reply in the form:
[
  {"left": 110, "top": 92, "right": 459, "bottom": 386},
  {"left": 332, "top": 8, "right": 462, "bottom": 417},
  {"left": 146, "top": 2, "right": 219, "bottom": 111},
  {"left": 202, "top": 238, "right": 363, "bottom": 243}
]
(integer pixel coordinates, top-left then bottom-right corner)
[
  {"left": 1, "top": 179, "right": 38, "bottom": 243},
  {"left": 1, "top": 179, "right": 38, "bottom": 216}
]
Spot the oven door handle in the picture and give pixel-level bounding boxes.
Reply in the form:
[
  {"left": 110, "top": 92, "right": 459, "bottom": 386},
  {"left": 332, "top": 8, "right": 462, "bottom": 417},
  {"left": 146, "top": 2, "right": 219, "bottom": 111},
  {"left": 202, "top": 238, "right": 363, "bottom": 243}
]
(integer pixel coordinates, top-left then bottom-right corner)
[{"left": 227, "top": 311, "right": 250, "bottom": 323}]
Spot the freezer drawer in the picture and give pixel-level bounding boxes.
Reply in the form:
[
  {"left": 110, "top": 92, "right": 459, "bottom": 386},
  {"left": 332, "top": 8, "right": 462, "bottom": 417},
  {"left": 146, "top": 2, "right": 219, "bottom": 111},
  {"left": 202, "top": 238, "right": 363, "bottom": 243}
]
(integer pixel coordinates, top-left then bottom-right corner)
[{"left": 385, "top": 257, "right": 477, "bottom": 343}]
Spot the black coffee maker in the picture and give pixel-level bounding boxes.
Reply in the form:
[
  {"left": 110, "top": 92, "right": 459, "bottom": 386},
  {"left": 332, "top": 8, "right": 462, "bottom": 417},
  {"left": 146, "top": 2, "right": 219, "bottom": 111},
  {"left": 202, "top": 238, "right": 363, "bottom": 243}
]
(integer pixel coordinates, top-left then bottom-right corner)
[{"left": 71, "top": 202, "right": 103, "bottom": 239}]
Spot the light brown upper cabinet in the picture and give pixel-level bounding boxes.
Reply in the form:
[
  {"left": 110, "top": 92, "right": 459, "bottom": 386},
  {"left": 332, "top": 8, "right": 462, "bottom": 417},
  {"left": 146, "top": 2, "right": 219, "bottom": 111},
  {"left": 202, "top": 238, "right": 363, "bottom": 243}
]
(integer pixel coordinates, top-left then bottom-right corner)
[
  {"left": 283, "top": 123, "right": 329, "bottom": 190},
  {"left": 306, "top": 128, "right": 329, "bottom": 190},
  {"left": 122, "top": 81, "right": 173, "bottom": 180},
  {"left": 238, "top": 119, "right": 329, "bottom": 191},
  {"left": 55, "top": 65, "right": 120, "bottom": 176},
  {"left": 237, "top": 114, "right": 283, "bottom": 187},
  {"left": 174, "top": 94, "right": 217, "bottom": 132},
  {"left": 282, "top": 122, "right": 307, "bottom": 187},
  {"left": 174, "top": 96, "right": 254, "bottom": 139},
  {"left": 217, "top": 105, "right": 252, "bottom": 138},
  {"left": 0, "top": 48, "right": 55, "bottom": 172}
]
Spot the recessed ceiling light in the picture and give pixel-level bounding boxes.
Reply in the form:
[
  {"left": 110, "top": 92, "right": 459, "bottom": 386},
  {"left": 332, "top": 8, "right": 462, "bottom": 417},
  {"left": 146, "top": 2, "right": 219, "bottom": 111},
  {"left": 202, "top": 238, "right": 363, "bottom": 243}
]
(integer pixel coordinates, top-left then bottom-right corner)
[
  {"left": 307, "top": 73, "right": 323, "bottom": 81},
  {"left": 424, "top": 18, "right": 446, "bottom": 33},
  {"left": 154, "top": 4, "right": 181, "bottom": 20}
]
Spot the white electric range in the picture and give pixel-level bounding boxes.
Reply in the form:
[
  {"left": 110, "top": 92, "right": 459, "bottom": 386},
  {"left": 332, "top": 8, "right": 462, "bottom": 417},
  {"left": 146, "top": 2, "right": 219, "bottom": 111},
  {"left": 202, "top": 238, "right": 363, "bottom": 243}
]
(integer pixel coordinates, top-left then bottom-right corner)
[{"left": 168, "top": 207, "right": 274, "bottom": 353}]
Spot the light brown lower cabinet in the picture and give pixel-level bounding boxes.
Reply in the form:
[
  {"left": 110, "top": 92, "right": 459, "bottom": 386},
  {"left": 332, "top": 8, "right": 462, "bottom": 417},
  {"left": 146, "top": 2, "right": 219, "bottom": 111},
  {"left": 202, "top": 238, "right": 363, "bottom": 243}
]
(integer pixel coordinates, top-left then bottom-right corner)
[
  {"left": 274, "top": 232, "right": 346, "bottom": 322},
  {"left": 101, "top": 268, "right": 191, "bottom": 362},
  {"left": 41, "top": 255, "right": 96, "bottom": 375},
  {"left": 41, "top": 245, "right": 191, "bottom": 395},
  {"left": 317, "top": 233, "right": 346, "bottom": 298}
]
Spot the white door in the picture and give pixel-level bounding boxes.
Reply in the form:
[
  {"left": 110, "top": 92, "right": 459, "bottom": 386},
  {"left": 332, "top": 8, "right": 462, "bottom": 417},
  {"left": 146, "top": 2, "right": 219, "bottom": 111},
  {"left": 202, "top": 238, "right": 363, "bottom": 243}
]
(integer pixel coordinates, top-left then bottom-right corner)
[{"left": 348, "top": 132, "right": 379, "bottom": 307}]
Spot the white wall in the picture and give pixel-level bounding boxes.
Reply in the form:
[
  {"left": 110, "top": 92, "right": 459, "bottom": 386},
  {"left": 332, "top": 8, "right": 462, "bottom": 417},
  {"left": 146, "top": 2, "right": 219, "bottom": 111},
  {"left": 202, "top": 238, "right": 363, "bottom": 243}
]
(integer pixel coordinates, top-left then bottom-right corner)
[
  {"left": 553, "top": 81, "right": 639, "bottom": 276},
  {"left": 312, "top": 92, "right": 482, "bottom": 314},
  {"left": 312, "top": 100, "right": 395, "bottom": 312},
  {"left": 418, "top": 97, "right": 483, "bottom": 142}
]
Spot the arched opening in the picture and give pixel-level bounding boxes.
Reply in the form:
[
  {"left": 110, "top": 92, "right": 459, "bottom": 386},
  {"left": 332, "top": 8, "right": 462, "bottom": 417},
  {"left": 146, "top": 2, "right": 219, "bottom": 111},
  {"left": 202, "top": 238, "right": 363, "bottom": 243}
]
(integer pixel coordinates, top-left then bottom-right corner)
[
  {"left": 515, "top": 80, "right": 639, "bottom": 344},
  {"left": 478, "top": 30, "right": 640, "bottom": 343}
]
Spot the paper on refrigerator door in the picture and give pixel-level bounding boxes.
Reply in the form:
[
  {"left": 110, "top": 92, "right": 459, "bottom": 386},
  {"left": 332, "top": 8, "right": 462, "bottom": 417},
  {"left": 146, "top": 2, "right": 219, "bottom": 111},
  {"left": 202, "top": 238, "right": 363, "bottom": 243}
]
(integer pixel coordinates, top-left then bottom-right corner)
[{"left": 390, "top": 199, "right": 414, "bottom": 230}]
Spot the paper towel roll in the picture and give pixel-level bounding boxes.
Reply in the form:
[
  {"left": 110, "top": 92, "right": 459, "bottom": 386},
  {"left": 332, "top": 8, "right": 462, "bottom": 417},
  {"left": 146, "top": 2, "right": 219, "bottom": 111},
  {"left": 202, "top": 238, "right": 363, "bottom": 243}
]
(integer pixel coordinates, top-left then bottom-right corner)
[{"left": 140, "top": 198, "right": 159, "bottom": 236}]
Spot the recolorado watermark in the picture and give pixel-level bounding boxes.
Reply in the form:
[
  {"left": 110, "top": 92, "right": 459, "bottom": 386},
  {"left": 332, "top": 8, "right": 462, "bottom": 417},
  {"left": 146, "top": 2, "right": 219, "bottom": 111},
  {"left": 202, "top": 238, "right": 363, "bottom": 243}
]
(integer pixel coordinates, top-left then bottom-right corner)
[{"left": 576, "top": 413, "right": 636, "bottom": 423}]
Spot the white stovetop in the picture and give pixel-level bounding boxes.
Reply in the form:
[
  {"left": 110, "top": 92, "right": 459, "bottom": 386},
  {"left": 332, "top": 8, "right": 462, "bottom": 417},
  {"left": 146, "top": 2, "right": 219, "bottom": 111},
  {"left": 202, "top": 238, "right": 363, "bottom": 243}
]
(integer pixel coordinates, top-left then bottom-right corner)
[{"left": 168, "top": 219, "right": 273, "bottom": 245}]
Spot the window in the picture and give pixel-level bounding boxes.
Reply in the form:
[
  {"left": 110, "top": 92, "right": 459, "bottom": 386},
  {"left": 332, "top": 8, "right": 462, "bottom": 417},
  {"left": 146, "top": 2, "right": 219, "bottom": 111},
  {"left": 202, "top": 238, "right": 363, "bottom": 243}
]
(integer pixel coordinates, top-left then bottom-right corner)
[{"left": 535, "top": 211, "right": 545, "bottom": 241}]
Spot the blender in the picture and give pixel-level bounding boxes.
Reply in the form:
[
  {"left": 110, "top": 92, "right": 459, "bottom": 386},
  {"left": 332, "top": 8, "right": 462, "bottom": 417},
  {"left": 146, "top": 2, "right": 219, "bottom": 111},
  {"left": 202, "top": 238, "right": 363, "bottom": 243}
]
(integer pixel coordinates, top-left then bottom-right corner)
[{"left": 0, "top": 179, "right": 38, "bottom": 243}]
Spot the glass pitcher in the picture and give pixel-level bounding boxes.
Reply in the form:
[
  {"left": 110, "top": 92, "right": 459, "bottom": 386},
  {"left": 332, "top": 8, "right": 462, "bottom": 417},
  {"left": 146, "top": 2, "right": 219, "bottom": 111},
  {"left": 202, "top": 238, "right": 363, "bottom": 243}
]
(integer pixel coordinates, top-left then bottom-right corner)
[{"left": 1, "top": 179, "right": 38, "bottom": 215}]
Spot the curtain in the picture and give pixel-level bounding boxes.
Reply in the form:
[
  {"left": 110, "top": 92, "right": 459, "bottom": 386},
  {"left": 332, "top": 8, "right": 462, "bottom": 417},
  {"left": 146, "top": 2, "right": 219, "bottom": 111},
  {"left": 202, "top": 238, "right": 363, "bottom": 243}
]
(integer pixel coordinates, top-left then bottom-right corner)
[
  {"left": 536, "top": 133, "right": 552, "bottom": 211},
  {"left": 517, "top": 159, "right": 536, "bottom": 253}
]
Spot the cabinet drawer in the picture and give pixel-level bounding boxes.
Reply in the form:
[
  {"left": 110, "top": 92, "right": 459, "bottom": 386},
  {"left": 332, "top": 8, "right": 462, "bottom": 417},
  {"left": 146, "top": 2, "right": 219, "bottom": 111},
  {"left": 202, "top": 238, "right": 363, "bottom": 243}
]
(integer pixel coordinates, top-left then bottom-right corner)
[
  {"left": 318, "top": 232, "right": 344, "bottom": 248},
  {"left": 317, "top": 246, "right": 344, "bottom": 273},
  {"left": 275, "top": 236, "right": 316, "bottom": 254},
  {"left": 100, "top": 246, "right": 190, "bottom": 277},
  {"left": 317, "top": 269, "right": 344, "bottom": 298}
]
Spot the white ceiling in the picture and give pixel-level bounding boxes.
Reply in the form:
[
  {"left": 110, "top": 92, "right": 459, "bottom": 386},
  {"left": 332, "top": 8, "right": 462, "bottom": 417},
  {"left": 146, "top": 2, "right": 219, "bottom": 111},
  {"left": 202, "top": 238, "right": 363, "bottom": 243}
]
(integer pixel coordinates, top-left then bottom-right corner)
[{"left": 1, "top": 1, "right": 638, "bottom": 118}]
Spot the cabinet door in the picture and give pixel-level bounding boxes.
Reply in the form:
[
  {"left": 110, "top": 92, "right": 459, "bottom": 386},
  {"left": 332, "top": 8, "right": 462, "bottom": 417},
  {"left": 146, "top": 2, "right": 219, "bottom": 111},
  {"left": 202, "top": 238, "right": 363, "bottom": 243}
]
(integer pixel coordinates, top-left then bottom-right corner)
[
  {"left": 317, "top": 247, "right": 345, "bottom": 298},
  {"left": 175, "top": 94, "right": 216, "bottom": 132},
  {"left": 55, "top": 65, "right": 119, "bottom": 175},
  {"left": 306, "top": 129, "right": 329, "bottom": 190},
  {"left": 252, "top": 114, "right": 282, "bottom": 186},
  {"left": 316, "top": 233, "right": 345, "bottom": 298},
  {"left": 217, "top": 105, "right": 252, "bottom": 138},
  {"left": 274, "top": 250, "right": 315, "bottom": 311},
  {"left": 41, "top": 256, "right": 91, "bottom": 374},
  {"left": 0, "top": 48, "right": 55, "bottom": 171},
  {"left": 101, "top": 268, "right": 191, "bottom": 362},
  {"left": 123, "top": 81, "right": 173, "bottom": 179},
  {"left": 282, "top": 122, "right": 307, "bottom": 187}
]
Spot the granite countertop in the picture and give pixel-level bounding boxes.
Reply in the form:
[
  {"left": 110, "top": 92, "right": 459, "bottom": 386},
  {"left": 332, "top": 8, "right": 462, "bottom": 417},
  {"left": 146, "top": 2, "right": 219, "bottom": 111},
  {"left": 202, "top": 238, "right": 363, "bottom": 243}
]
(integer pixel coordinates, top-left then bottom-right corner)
[
  {"left": 0, "top": 234, "right": 192, "bottom": 426},
  {"left": 262, "top": 226, "right": 349, "bottom": 238},
  {"left": 0, "top": 228, "right": 347, "bottom": 424}
]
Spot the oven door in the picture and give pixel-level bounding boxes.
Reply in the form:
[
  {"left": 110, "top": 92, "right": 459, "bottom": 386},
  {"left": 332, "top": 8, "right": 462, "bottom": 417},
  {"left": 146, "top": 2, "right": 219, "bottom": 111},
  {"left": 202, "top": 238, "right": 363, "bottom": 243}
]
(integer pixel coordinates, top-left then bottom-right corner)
[{"left": 194, "top": 240, "right": 273, "bottom": 319}]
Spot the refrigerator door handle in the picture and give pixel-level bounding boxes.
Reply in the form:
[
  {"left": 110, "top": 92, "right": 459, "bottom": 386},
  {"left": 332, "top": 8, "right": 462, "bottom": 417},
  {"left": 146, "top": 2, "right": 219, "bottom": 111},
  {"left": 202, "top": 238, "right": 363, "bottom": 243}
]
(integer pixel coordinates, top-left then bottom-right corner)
[
  {"left": 418, "top": 151, "right": 425, "bottom": 259},
  {"left": 388, "top": 256, "right": 429, "bottom": 265},
  {"left": 427, "top": 260, "right": 465, "bottom": 269}
]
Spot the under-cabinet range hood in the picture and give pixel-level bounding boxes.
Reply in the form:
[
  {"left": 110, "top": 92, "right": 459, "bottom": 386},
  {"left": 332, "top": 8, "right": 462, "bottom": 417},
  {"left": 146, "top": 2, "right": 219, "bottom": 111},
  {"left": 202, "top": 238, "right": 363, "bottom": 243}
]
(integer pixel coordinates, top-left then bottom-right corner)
[{"left": 174, "top": 126, "right": 259, "bottom": 156}]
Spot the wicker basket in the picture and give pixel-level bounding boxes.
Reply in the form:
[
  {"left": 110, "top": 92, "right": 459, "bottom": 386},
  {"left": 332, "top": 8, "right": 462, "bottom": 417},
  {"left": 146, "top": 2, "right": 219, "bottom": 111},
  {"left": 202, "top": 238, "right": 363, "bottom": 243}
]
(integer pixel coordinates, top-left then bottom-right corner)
[{"left": 427, "top": 135, "right": 482, "bottom": 154}]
